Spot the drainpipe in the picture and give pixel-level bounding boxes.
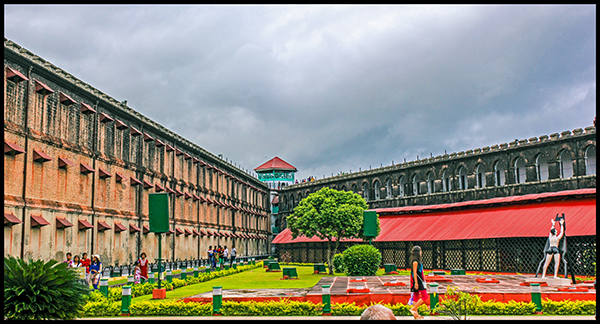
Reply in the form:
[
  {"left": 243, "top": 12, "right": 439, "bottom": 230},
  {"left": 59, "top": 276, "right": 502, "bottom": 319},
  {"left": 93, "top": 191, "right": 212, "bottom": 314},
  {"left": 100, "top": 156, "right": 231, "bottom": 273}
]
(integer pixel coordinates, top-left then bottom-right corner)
[
  {"left": 135, "top": 124, "right": 144, "bottom": 261},
  {"left": 136, "top": 124, "right": 144, "bottom": 261},
  {"left": 171, "top": 143, "right": 176, "bottom": 261},
  {"left": 19, "top": 66, "right": 33, "bottom": 259},
  {"left": 89, "top": 101, "right": 99, "bottom": 255}
]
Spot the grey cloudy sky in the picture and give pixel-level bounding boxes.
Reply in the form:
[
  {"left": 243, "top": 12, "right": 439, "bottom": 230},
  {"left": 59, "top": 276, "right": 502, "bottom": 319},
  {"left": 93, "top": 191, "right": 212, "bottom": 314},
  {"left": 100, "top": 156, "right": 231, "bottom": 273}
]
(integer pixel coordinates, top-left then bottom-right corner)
[{"left": 4, "top": 5, "right": 596, "bottom": 181}]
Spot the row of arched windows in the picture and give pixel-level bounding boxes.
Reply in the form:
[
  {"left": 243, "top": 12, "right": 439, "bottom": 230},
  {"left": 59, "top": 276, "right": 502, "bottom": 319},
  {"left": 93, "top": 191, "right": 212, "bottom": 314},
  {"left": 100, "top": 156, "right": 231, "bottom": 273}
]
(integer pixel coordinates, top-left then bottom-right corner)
[{"left": 284, "top": 146, "right": 595, "bottom": 208}]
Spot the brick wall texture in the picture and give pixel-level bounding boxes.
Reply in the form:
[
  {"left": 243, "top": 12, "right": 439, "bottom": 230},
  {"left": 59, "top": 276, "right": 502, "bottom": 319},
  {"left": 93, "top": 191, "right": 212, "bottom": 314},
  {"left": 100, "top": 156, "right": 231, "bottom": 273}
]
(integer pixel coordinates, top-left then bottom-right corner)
[{"left": 4, "top": 39, "right": 270, "bottom": 266}]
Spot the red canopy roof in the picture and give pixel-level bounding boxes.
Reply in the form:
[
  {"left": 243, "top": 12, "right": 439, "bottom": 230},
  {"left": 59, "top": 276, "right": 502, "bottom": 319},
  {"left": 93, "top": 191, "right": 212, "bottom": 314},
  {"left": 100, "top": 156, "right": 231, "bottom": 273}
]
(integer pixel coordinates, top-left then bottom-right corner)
[
  {"left": 272, "top": 189, "right": 596, "bottom": 244},
  {"left": 254, "top": 156, "right": 297, "bottom": 172}
]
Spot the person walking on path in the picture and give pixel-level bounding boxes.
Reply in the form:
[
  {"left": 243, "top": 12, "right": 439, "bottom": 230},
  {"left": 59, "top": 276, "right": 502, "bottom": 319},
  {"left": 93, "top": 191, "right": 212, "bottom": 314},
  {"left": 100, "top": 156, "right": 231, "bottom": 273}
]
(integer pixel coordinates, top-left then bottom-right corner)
[
  {"left": 81, "top": 253, "right": 91, "bottom": 284},
  {"left": 217, "top": 245, "right": 224, "bottom": 269},
  {"left": 138, "top": 252, "right": 149, "bottom": 281},
  {"left": 230, "top": 245, "right": 237, "bottom": 267},
  {"left": 89, "top": 254, "right": 102, "bottom": 290},
  {"left": 223, "top": 246, "right": 229, "bottom": 267},
  {"left": 409, "top": 245, "right": 429, "bottom": 320},
  {"left": 207, "top": 246, "right": 215, "bottom": 270}
]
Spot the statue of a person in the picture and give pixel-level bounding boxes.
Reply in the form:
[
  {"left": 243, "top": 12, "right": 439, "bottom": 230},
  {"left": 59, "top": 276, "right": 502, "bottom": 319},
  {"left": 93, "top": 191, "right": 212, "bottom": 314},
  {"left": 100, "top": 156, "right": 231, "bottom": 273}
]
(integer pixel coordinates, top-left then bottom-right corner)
[{"left": 541, "top": 218, "right": 565, "bottom": 278}]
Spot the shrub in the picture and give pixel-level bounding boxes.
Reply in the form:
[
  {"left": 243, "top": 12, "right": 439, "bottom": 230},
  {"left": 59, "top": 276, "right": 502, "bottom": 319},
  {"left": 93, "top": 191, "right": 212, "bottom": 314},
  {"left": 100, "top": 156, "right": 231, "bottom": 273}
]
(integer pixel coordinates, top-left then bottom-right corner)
[
  {"left": 332, "top": 253, "right": 345, "bottom": 273},
  {"left": 542, "top": 299, "right": 596, "bottom": 315},
  {"left": 4, "top": 256, "right": 91, "bottom": 320},
  {"left": 342, "top": 244, "right": 381, "bottom": 276}
]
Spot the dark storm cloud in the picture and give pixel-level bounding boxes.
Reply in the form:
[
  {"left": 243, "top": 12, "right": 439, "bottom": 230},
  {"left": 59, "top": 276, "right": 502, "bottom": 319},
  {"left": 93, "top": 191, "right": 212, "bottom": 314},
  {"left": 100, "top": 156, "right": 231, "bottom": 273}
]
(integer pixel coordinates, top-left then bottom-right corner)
[{"left": 4, "top": 5, "right": 596, "bottom": 180}]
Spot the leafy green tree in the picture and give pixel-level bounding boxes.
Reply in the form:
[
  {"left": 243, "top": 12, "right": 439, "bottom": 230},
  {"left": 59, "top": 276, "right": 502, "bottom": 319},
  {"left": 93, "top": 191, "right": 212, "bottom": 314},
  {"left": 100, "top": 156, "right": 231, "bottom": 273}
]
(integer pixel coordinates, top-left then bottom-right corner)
[
  {"left": 4, "top": 256, "right": 91, "bottom": 320},
  {"left": 286, "top": 187, "right": 379, "bottom": 274}
]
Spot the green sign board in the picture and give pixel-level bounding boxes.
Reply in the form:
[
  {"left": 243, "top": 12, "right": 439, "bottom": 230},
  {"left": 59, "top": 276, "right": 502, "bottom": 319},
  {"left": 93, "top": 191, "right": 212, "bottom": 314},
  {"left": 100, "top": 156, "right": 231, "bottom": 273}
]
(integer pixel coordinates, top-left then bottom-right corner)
[
  {"left": 257, "top": 171, "right": 295, "bottom": 182},
  {"left": 363, "top": 211, "right": 378, "bottom": 237},
  {"left": 149, "top": 193, "right": 170, "bottom": 233}
]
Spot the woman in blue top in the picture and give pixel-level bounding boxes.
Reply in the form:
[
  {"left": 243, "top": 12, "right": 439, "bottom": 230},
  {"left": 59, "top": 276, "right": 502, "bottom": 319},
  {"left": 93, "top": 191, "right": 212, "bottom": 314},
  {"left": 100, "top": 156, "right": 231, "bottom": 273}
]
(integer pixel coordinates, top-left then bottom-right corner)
[
  {"left": 409, "top": 246, "right": 429, "bottom": 319},
  {"left": 89, "top": 254, "right": 102, "bottom": 290}
]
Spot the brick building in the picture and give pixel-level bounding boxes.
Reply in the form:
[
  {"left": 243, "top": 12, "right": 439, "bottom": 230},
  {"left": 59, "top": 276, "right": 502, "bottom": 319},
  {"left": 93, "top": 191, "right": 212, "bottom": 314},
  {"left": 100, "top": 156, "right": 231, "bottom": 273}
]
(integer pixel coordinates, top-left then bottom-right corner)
[{"left": 4, "top": 38, "right": 271, "bottom": 266}]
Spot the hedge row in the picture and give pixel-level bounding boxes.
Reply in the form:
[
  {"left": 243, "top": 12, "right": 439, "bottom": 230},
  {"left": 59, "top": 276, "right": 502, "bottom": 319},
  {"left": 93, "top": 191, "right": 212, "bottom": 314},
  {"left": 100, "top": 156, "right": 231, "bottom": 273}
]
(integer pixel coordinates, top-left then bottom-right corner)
[
  {"left": 85, "top": 263, "right": 262, "bottom": 303},
  {"left": 81, "top": 299, "right": 596, "bottom": 317}
]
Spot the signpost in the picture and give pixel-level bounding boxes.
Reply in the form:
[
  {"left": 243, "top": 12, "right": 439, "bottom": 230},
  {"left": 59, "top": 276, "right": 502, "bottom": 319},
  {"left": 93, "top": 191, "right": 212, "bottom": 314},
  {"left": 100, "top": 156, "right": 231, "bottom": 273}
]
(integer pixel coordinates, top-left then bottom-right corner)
[
  {"left": 363, "top": 211, "right": 378, "bottom": 245},
  {"left": 149, "top": 193, "right": 170, "bottom": 299}
]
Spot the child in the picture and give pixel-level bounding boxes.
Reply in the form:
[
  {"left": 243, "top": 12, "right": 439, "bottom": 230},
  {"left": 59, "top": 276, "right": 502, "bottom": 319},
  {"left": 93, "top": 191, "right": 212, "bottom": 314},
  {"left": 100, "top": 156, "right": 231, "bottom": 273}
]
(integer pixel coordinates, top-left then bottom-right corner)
[
  {"left": 409, "top": 245, "right": 429, "bottom": 319},
  {"left": 134, "top": 261, "right": 141, "bottom": 284}
]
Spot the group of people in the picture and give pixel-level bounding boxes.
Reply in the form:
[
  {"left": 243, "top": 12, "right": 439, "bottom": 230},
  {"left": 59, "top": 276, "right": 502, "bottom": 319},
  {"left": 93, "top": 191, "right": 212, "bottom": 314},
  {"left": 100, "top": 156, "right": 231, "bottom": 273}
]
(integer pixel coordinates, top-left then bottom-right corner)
[
  {"left": 63, "top": 252, "right": 150, "bottom": 290},
  {"left": 207, "top": 245, "right": 237, "bottom": 269},
  {"left": 63, "top": 252, "right": 103, "bottom": 289}
]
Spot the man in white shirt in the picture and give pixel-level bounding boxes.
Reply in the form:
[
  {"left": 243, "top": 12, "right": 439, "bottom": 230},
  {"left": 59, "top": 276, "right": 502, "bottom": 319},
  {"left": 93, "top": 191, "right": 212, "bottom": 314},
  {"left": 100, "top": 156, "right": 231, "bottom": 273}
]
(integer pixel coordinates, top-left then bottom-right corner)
[
  {"left": 223, "top": 246, "right": 229, "bottom": 268},
  {"left": 230, "top": 245, "right": 237, "bottom": 267}
]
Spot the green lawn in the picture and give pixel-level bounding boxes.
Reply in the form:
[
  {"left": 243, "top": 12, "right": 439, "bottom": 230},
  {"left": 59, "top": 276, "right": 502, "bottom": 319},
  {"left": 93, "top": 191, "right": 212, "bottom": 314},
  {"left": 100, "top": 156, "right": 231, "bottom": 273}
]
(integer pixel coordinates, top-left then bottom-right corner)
[{"left": 131, "top": 265, "right": 414, "bottom": 304}]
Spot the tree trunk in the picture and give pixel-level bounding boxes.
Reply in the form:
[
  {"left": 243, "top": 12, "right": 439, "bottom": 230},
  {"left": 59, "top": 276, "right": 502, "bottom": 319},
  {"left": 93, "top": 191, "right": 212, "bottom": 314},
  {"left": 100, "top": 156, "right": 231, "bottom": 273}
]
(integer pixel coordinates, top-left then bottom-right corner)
[{"left": 326, "top": 239, "right": 333, "bottom": 274}]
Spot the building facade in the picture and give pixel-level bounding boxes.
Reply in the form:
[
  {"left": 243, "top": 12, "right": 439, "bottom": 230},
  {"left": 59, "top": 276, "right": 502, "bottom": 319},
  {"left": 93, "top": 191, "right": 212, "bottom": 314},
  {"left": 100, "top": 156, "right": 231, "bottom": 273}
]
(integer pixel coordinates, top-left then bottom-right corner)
[
  {"left": 4, "top": 38, "right": 271, "bottom": 266},
  {"left": 278, "top": 125, "right": 596, "bottom": 226},
  {"left": 274, "top": 121, "right": 596, "bottom": 275}
]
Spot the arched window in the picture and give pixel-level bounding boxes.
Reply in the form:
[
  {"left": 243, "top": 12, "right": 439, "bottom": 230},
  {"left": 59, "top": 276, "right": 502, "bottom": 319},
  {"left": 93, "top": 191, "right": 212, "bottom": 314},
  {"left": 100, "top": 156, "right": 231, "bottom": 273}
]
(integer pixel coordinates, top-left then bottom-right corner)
[
  {"left": 559, "top": 151, "right": 573, "bottom": 178},
  {"left": 458, "top": 166, "right": 468, "bottom": 190},
  {"left": 442, "top": 169, "right": 451, "bottom": 192},
  {"left": 476, "top": 164, "right": 486, "bottom": 188},
  {"left": 585, "top": 146, "right": 596, "bottom": 175},
  {"left": 494, "top": 161, "right": 505, "bottom": 186},
  {"left": 362, "top": 182, "right": 370, "bottom": 200},
  {"left": 341, "top": 185, "right": 347, "bottom": 191},
  {"left": 412, "top": 174, "right": 420, "bottom": 195},
  {"left": 373, "top": 180, "right": 381, "bottom": 200},
  {"left": 427, "top": 172, "right": 435, "bottom": 194},
  {"left": 386, "top": 178, "right": 393, "bottom": 199},
  {"left": 535, "top": 155, "right": 549, "bottom": 181},
  {"left": 351, "top": 184, "right": 358, "bottom": 194},
  {"left": 514, "top": 157, "right": 526, "bottom": 184},
  {"left": 297, "top": 192, "right": 303, "bottom": 205},
  {"left": 290, "top": 195, "right": 295, "bottom": 209},
  {"left": 398, "top": 176, "right": 406, "bottom": 197}
]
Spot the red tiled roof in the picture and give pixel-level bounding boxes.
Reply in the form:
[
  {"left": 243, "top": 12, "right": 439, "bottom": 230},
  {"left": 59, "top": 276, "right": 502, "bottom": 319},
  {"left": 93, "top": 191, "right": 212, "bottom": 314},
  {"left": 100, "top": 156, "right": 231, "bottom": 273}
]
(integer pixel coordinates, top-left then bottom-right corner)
[
  {"left": 32, "top": 149, "right": 52, "bottom": 163},
  {"left": 254, "top": 156, "right": 297, "bottom": 171},
  {"left": 81, "top": 102, "right": 96, "bottom": 115},
  {"left": 31, "top": 215, "right": 50, "bottom": 227},
  {"left": 4, "top": 213, "right": 22, "bottom": 226},
  {"left": 5, "top": 140, "right": 26, "bottom": 155},
  {"left": 129, "top": 223, "right": 141, "bottom": 233},
  {"left": 59, "top": 92, "right": 77, "bottom": 106},
  {"left": 56, "top": 217, "right": 74, "bottom": 229},
  {"left": 114, "top": 222, "right": 127, "bottom": 232},
  {"left": 34, "top": 80, "right": 54, "bottom": 95},
  {"left": 58, "top": 157, "right": 74, "bottom": 168},
  {"left": 78, "top": 219, "right": 93, "bottom": 230},
  {"left": 5, "top": 66, "right": 28, "bottom": 82},
  {"left": 97, "top": 220, "right": 111, "bottom": 231}
]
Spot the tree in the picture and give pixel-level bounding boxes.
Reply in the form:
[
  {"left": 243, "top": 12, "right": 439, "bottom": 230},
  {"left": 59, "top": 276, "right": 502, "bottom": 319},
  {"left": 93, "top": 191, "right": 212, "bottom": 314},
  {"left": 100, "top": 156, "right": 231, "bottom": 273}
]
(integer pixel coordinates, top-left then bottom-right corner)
[{"left": 286, "top": 187, "right": 379, "bottom": 274}]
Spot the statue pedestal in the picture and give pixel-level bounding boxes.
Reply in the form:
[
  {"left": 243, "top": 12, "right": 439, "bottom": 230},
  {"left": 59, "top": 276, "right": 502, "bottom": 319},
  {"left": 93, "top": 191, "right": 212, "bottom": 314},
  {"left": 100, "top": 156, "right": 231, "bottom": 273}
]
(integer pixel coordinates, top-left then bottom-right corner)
[{"left": 525, "top": 277, "right": 572, "bottom": 286}]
